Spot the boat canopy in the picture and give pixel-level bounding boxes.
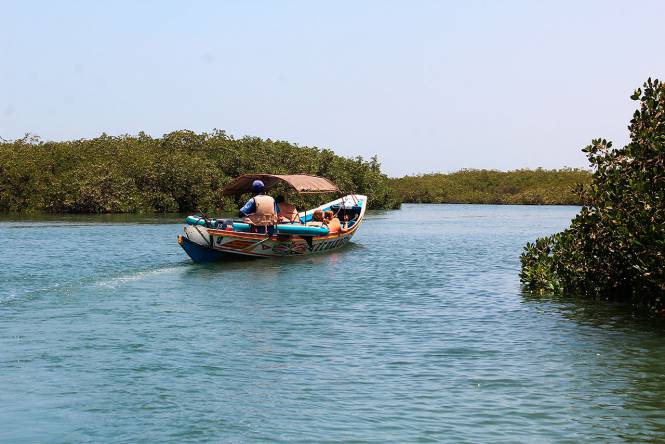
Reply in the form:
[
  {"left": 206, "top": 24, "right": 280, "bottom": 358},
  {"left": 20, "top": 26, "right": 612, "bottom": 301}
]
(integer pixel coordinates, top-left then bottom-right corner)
[{"left": 222, "top": 174, "right": 341, "bottom": 195}]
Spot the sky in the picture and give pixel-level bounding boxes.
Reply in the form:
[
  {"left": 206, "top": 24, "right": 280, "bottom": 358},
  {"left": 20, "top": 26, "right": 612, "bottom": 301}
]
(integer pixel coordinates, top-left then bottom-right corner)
[{"left": 1, "top": 1, "right": 664, "bottom": 177}]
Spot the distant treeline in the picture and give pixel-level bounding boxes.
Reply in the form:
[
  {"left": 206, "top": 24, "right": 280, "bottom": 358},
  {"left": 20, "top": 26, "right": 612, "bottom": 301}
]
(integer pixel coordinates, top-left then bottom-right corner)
[
  {"left": 0, "top": 130, "right": 399, "bottom": 213},
  {"left": 0, "top": 130, "right": 592, "bottom": 214},
  {"left": 388, "top": 169, "right": 591, "bottom": 205}
]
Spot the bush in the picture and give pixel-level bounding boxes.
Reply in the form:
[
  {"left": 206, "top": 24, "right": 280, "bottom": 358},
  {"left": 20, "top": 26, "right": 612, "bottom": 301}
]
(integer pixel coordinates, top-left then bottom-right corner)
[{"left": 520, "top": 78, "right": 665, "bottom": 313}]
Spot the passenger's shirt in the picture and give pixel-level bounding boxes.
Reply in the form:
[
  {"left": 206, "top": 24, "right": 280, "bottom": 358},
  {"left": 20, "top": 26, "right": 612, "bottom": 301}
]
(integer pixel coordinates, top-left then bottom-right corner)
[
  {"left": 278, "top": 203, "right": 299, "bottom": 222},
  {"left": 326, "top": 217, "right": 342, "bottom": 233}
]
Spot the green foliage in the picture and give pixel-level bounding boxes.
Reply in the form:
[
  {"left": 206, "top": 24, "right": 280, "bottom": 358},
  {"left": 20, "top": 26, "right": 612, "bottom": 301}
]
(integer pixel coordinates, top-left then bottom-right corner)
[
  {"left": 521, "top": 78, "right": 665, "bottom": 313},
  {"left": 0, "top": 130, "right": 400, "bottom": 213},
  {"left": 389, "top": 168, "right": 591, "bottom": 205}
]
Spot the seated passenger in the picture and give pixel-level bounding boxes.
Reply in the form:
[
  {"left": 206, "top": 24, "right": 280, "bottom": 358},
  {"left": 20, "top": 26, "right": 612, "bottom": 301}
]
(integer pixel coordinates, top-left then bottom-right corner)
[
  {"left": 324, "top": 210, "right": 342, "bottom": 233},
  {"left": 275, "top": 195, "right": 300, "bottom": 223},
  {"left": 238, "top": 180, "right": 278, "bottom": 234},
  {"left": 305, "top": 209, "right": 325, "bottom": 227}
]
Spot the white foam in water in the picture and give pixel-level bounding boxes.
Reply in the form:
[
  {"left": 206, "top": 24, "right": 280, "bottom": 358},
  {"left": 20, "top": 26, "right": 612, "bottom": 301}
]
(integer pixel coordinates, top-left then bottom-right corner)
[
  {"left": 0, "top": 282, "right": 64, "bottom": 304},
  {"left": 95, "top": 265, "right": 185, "bottom": 289},
  {"left": 0, "top": 289, "right": 18, "bottom": 304},
  {"left": 1, "top": 265, "right": 185, "bottom": 304}
]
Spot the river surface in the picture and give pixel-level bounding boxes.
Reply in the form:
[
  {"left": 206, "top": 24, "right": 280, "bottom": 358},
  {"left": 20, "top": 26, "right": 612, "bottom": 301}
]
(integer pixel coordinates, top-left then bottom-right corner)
[{"left": 1, "top": 204, "right": 664, "bottom": 443}]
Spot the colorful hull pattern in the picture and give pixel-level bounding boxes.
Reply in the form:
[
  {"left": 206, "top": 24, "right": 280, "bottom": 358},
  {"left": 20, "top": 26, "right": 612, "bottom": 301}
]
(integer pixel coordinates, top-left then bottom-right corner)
[{"left": 178, "top": 195, "right": 366, "bottom": 262}]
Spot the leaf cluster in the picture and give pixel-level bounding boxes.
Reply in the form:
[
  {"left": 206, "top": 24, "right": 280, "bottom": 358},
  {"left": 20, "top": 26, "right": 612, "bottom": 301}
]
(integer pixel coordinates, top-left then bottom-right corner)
[{"left": 520, "top": 78, "right": 665, "bottom": 313}]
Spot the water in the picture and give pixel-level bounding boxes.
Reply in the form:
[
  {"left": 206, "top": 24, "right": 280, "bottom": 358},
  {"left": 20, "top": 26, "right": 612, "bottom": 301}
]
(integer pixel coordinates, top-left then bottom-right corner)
[{"left": 1, "top": 205, "right": 664, "bottom": 443}]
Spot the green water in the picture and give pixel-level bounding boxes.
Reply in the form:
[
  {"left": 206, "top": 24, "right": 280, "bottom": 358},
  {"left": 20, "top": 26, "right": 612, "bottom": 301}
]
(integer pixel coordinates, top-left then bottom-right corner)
[{"left": 1, "top": 205, "right": 664, "bottom": 443}]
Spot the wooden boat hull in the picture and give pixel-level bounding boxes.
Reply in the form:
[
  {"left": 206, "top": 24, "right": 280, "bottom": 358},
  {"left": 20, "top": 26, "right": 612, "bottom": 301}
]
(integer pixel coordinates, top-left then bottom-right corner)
[
  {"left": 179, "top": 194, "right": 366, "bottom": 263},
  {"left": 178, "top": 235, "right": 242, "bottom": 262}
]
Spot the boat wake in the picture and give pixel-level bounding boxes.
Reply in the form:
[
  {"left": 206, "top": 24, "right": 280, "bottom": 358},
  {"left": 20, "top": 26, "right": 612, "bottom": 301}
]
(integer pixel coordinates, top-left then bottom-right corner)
[
  {"left": 94, "top": 264, "right": 187, "bottom": 289},
  {"left": 1, "top": 263, "right": 188, "bottom": 305}
]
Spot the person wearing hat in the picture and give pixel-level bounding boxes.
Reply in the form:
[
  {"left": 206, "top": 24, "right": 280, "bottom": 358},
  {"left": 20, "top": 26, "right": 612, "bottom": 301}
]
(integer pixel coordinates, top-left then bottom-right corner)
[{"left": 238, "top": 180, "right": 279, "bottom": 234}]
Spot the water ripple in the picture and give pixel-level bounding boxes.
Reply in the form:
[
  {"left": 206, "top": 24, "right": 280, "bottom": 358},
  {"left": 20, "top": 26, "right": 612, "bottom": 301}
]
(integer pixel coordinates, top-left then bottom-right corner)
[{"left": 1, "top": 206, "right": 665, "bottom": 443}]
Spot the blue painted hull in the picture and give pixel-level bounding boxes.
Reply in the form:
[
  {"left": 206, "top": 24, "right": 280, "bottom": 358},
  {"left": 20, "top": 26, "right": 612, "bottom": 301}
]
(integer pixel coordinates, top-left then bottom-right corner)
[{"left": 178, "top": 235, "right": 252, "bottom": 263}]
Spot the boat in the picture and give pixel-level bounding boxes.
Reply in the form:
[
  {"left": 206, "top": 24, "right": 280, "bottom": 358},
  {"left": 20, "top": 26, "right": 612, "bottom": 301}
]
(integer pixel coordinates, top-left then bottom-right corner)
[{"left": 178, "top": 174, "right": 367, "bottom": 262}]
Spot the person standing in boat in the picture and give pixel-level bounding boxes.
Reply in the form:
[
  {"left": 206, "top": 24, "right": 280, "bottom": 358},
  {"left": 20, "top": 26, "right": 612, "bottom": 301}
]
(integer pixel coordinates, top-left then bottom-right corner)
[{"left": 238, "top": 180, "right": 279, "bottom": 234}]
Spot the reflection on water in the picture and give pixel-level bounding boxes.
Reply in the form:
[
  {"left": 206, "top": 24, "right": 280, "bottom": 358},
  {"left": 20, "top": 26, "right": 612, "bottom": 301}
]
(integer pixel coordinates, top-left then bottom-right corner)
[
  {"left": 1, "top": 204, "right": 664, "bottom": 442},
  {"left": 522, "top": 292, "right": 665, "bottom": 333},
  {"left": 521, "top": 292, "right": 665, "bottom": 441}
]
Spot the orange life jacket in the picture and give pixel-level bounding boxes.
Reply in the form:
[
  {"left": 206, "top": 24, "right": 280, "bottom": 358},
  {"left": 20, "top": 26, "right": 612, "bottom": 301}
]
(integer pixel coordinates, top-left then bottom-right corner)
[
  {"left": 326, "top": 217, "right": 342, "bottom": 233},
  {"left": 243, "top": 195, "right": 278, "bottom": 227}
]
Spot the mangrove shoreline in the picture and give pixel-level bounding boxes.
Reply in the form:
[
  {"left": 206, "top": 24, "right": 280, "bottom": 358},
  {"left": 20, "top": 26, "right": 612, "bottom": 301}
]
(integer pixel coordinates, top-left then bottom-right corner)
[
  {"left": 0, "top": 131, "right": 591, "bottom": 214},
  {"left": 520, "top": 78, "right": 665, "bottom": 315},
  {"left": 388, "top": 168, "right": 590, "bottom": 206}
]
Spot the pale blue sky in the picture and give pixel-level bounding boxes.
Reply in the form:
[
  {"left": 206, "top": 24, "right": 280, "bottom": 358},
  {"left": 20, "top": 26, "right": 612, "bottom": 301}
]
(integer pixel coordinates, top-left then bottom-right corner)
[{"left": 1, "top": 1, "right": 664, "bottom": 176}]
